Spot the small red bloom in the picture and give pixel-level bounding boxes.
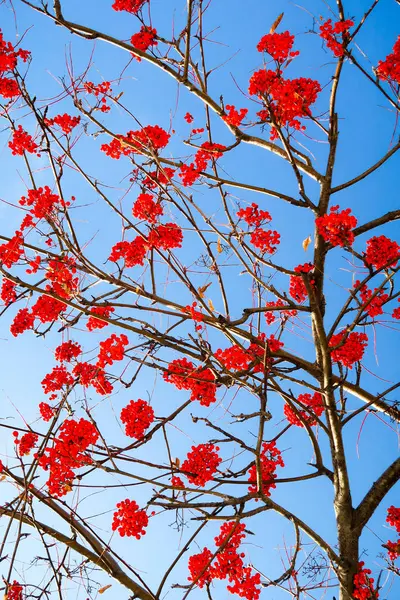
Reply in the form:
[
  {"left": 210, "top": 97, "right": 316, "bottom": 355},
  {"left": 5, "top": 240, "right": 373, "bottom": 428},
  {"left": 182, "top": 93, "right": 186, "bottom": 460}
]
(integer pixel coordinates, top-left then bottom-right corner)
[
  {"left": 0, "top": 77, "right": 20, "bottom": 98},
  {"left": 10, "top": 308, "right": 35, "bottom": 337},
  {"left": 250, "top": 228, "right": 280, "bottom": 254},
  {"left": 0, "top": 232, "right": 24, "bottom": 268},
  {"left": 19, "top": 186, "right": 68, "bottom": 220},
  {"left": 112, "top": 499, "right": 149, "bottom": 538},
  {"left": 237, "top": 203, "right": 272, "bottom": 228},
  {"left": 120, "top": 399, "right": 155, "bottom": 439},
  {"left": 41, "top": 365, "right": 74, "bottom": 396},
  {"left": 353, "top": 562, "right": 379, "bottom": 600},
  {"left": 73, "top": 362, "right": 114, "bottom": 396},
  {"left": 109, "top": 237, "right": 148, "bottom": 267},
  {"left": 356, "top": 281, "right": 388, "bottom": 318}
]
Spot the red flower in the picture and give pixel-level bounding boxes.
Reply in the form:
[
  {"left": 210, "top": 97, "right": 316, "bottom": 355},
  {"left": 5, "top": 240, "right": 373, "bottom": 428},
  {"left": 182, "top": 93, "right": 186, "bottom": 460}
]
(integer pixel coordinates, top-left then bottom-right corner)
[
  {"left": 120, "top": 399, "right": 155, "bottom": 439},
  {"left": 329, "top": 331, "right": 368, "bottom": 369},
  {"left": 284, "top": 392, "right": 324, "bottom": 427},
  {"left": 222, "top": 105, "right": 248, "bottom": 127},
  {"left": 84, "top": 80, "right": 112, "bottom": 112},
  {"left": 247, "top": 441, "right": 284, "bottom": 496},
  {"left": 87, "top": 306, "right": 115, "bottom": 330},
  {"left": 112, "top": 0, "right": 147, "bottom": 13},
  {"left": 9, "top": 125, "right": 39, "bottom": 156},
  {"left": 179, "top": 142, "right": 225, "bottom": 186},
  {"left": 392, "top": 299, "right": 400, "bottom": 320},
  {"left": 319, "top": 19, "right": 354, "bottom": 57},
  {"left": 365, "top": 235, "right": 400, "bottom": 270},
  {"left": 112, "top": 499, "right": 149, "bottom": 538},
  {"left": 45, "top": 114, "right": 81, "bottom": 134},
  {"left": 316, "top": 205, "right": 357, "bottom": 247},
  {"left": 257, "top": 31, "right": 299, "bottom": 62},
  {"left": 31, "top": 294, "right": 66, "bottom": 323},
  {"left": 132, "top": 193, "right": 163, "bottom": 223},
  {"left": 142, "top": 167, "right": 175, "bottom": 189},
  {"left": 181, "top": 443, "right": 221, "bottom": 486},
  {"left": 376, "top": 35, "right": 400, "bottom": 85}
]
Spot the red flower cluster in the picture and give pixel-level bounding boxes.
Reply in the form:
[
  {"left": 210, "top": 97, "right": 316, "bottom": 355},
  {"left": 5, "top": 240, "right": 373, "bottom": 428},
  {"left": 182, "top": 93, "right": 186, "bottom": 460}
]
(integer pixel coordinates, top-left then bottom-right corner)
[
  {"left": 237, "top": 203, "right": 272, "bottom": 228},
  {"left": 181, "top": 443, "right": 221, "bottom": 486},
  {"left": 329, "top": 331, "right": 368, "bottom": 369},
  {"left": 316, "top": 205, "right": 357, "bottom": 247},
  {"left": 284, "top": 392, "right": 324, "bottom": 427},
  {"left": 179, "top": 142, "right": 226, "bottom": 186},
  {"left": 39, "top": 402, "right": 56, "bottom": 422},
  {"left": 101, "top": 125, "right": 170, "bottom": 159},
  {"left": 37, "top": 418, "right": 99, "bottom": 496},
  {"left": 376, "top": 36, "right": 400, "bottom": 85},
  {"left": 257, "top": 31, "right": 299, "bottom": 62},
  {"left": 132, "top": 193, "right": 163, "bottom": 223},
  {"left": 356, "top": 282, "right": 388, "bottom": 318},
  {"left": 9, "top": 125, "right": 39, "bottom": 156},
  {"left": 386, "top": 506, "right": 400, "bottom": 561},
  {"left": 249, "top": 68, "right": 321, "bottom": 140},
  {"left": 319, "top": 19, "right": 354, "bottom": 57},
  {"left": 131, "top": 26, "right": 157, "bottom": 55},
  {"left": 45, "top": 114, "right": 81, "bottom": 134},
  {"left": 120, "top": 399, "right": 155, "bottom": 439},
  {"left": 87, "top": 305, "right": 115, "bottom": 330},
  {"left": 222, "top": 105, "right": 248, "bottom": 127},
  {"left": 1, "top": 278, "right": 17, "bottom": 305},
  {"left": 55, "top": 340, "right": 82, "bottom": 362},
  {"left": 0, "top": 232, "right": 24, "bottom": 268},
  {"left": 73, "top": 362, "right": 113, "bottom": 395},
  {"left": 250, "top": 228, "right": 280, "bottom": 254},
  {"left": 163, "top": 358, "right": 217, "bottom": 406},
  {"left": 112, "top": 499, "right": 149, "bottom": 538},
  {"left": 112, "top": 0, "right": 147, "bottom": 13},
  {"left": 247, "top": 441, "right": 284, "bottom": 496},
  {"left": 289, "top": 263, "right": 315, "bottom": 303},
  {"left": 264, "top": 299, "right": 297, "bottom": 324},
  {"left": 6, "top": 581, "right": 23, "bottom": 600},
  {"left": 97, "top": 333, "right": 129, "bottom": 368},
  {"left": 14, "top": 431, "right": 38, "bottom": 456},
  {"left": 365, "top": 235, "right": 400, "bottom": 270},
  {"left": 19, "top": 186, "right": 68, "bottom": 220},
  {"left": 84, "top": 80, "right": 112, "bottom": 112},
  {"left": 353, "top": 562, "right": 379, "bottom": 600}
]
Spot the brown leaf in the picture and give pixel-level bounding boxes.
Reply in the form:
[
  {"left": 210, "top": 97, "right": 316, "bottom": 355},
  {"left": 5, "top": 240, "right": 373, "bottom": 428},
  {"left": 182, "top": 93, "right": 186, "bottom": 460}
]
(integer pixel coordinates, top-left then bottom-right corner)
[
  {"left": 208, "top": 299, "right": 215, "bottom": 312},
  {"left": 198, "top": 282, "right": 212, "bottom": 298},
  {"left": 99, "top": 585, "right": 112, "bottom": 594},
  {"left": 302, "top": 235, "right": 312, "bottom": 252},
  {"left": 217, "top": 237, "right": 223, "bottom": 254},
  {"left": 270, "top": 13, "right": 284, "bottom": 34}
]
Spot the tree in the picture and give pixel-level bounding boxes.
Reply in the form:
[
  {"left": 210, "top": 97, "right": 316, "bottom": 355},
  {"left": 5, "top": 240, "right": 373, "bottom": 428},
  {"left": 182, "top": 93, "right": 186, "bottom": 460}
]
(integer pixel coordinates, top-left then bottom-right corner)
[{"left": 0, "top": 0, "right": 399, "bottom": 599}]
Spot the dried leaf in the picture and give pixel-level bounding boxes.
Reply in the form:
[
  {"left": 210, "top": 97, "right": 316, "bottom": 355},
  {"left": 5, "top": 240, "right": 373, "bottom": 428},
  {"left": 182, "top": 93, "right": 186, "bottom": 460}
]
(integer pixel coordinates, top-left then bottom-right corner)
[
  {"left": 198, "top": 282, "right": 212, "bottom": 298},
  {"left": 302, "top": 235, "right": 312, "bottom": 252},
  {"left": 217, "top": 237, "right": 223, "bottom": 254},
  {"left": 270, "top": 13, "right": 284, "bottom": 34},
  {"left": 99, "top": 585, "right": 112, "bottom": 594},
  {"left": 208, "top": 299, "right": 215, "bottom": 312}
]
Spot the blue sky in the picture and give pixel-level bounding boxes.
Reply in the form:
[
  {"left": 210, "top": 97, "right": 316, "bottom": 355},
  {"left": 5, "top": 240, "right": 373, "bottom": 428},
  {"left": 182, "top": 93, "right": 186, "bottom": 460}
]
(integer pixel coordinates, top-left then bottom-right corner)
[{"left": 1, "top": 0, "right": 400, "bottom": 599}]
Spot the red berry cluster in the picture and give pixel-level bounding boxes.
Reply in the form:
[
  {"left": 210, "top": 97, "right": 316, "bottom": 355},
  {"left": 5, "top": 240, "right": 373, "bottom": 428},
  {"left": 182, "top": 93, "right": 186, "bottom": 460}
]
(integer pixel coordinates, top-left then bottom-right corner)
[
  {"left": 9, "top": 125, "right": 39, "bottom": 156},
  {"left": 0, "top": 29, "right": 29, "bottom": 99},
  {"left": 222, "top": 105, "right": 248, "bottom": 127},
  {"left": 179, "top": 142, "right": 226, "bottom": 186},
  {"left": 216, "top": 335, "right": 283, "bottom": 374},
  {"left": 171, "top": 475, "right": 184, "bottom": 487},
  {"left": 247, "top": 441, "right": 285, "bottom": 496},
  {"left": 101, "top": 125, "right": 170, "bottom": 159},
  {"left": 142, "top": 167, "right": 175, "bottom": 189},
  {"left": 188, "top": 522, "right": 261, "bottom": 599},
  {"left": 55, "top": 340, "right": 82, "bottom": 362},
  {"left": 289, "top": 263, "right": 315, "bottom": 303},
  {"left": 1, "top": 278, "right": 17, "bottom": 306},
  {"left": 6, "top": 581, "right": 23, "bottom": 600},
  {"left": 45, "top": 114, "right": 81, "bottom": 134},
  {"left": 386, "top": 506, "right": 400, "bottom": 561},
  {"left": 120, "top": 399, "right": 155, "bottom": 439},
  {"left": 30, "top": 295, "right": 65, "bottom": 326},
  {"left": 39, "top": 402, "right": 56, "bottom": 422},
  {"left": 131, "top": 26, "right": 157, "bottom": 56},
  {"left": 41, "top": 365, "right": 74, "bottom": 399},
  {"left": 315, "top": 205, "right": 357, "bottom": 247},
  {"left": 37, "top": 418, "right": 99, "bottom": 496},
  {"left": 109, "top": 223, "right": 183, "bottom": 267},
  {"left": 319, "top": 19, "right": 354, "bottom": 57},
  {"left": 237, "top": 203, "right": 272, "bottom": 228},
  {"left": 264, "top": 299, "right": 297, "bottom": 325},
  {"left": 163, "top": 358, "right": 217, "bottom": 406},
  {"left": 284, "top": 392, "right": 324, "bottom": 427},
  {"left": 329, "top": 331, "right": 368, "bottom": 369},
  {"left": 148, "top": 223, "right": 183, "bottom": 250},
  {"left": 365, "top": 235, "right": 400, "bottom": 270},
  {"left": 109, "top": 237, "right": 148, "bottom": 267},
  {"left": 356, "top": 282, "right": 388, "bottom": 318},
  {"left": 14, "top": 431, "right": 38, "bottom": 456},
  {"left": 19, "top": 186, "right": 69, "bottom": 220},
  {"left": 84, "top": 81, "right": 112, "bottom": 112},
  {"left": 87, "top": 306, "right": 115, "bottom": 330},
  {"left": 250, "top": 228, "right": 281, "bottom": 255},
  {"left": 112, "top": 499, "right": 149, "bottom": 538},
  {"left": 257, "top": 31, "right": 299, "bottom": 62},
  {"left": 376, "top": 35, "right": 400, "bottom": 85},
  {"left": 97, "top": 333, "right": 129, "bottom": 368},
  {"left": 112, "top": 0, "right": 147, "bottom": 13},
  {"left": 132, "top": 193, "right": 163, "bottom": 223},
  {"left": 181, "top": 443, "right": 221, "bottom": 487},
  {"left": 392, "top": 298, "right": 400, "bottom": 320},
  {"left": 73, "top": 362, "right": 114, "bottom": 395},
  {"left": 184, "top": 112, "right": 194, "bottom": 123},
  {"left": 0, "top": 232, "right": 24, "bottom": 268},
  {"left": 10, "top": 308, "right": 35, "bottom": 337},
  {"left": 45, "top": 257, "right": 78, "bottom": 299},
  {"left": 353, "top": 562, "right": 379, "bottom": 600}
]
